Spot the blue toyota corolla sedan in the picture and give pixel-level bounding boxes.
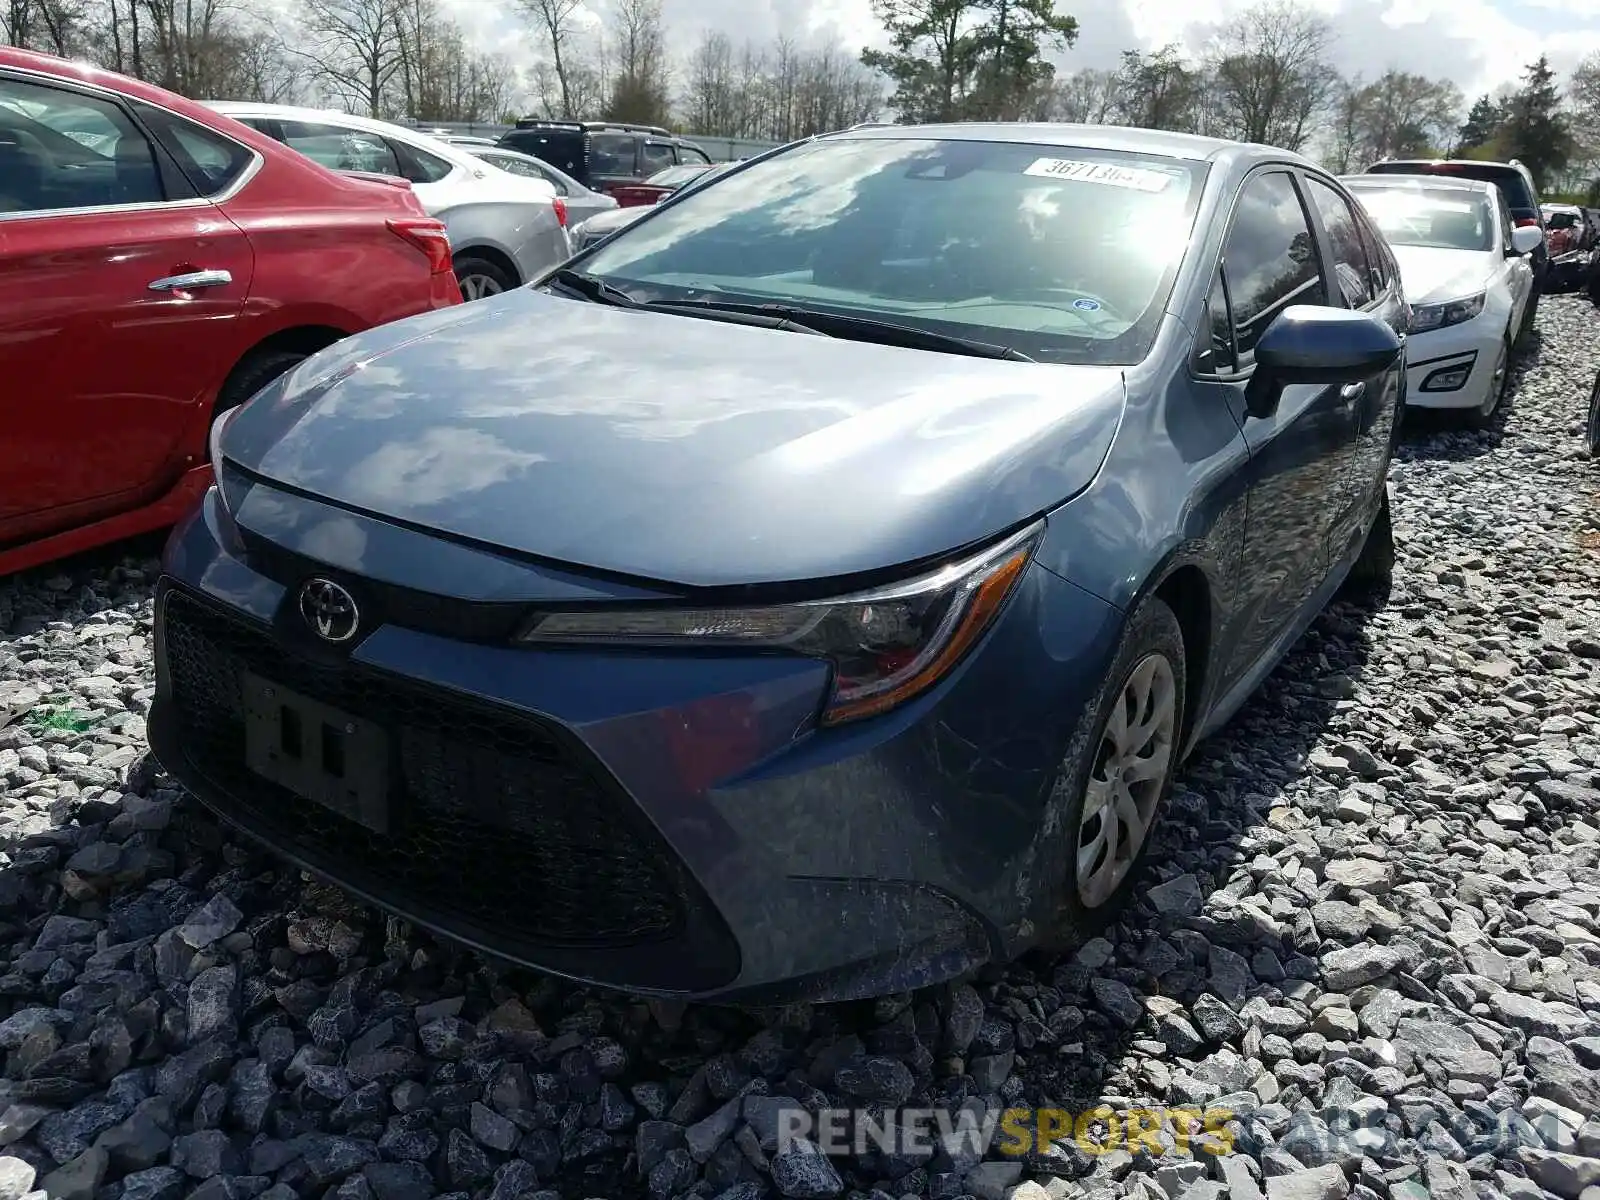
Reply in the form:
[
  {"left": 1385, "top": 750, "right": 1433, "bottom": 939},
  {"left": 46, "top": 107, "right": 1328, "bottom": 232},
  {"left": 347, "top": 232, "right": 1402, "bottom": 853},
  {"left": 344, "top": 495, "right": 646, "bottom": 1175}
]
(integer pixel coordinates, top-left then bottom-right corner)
[{"left": 150, "top": 124, "right": 1407, "bottom": 1003}]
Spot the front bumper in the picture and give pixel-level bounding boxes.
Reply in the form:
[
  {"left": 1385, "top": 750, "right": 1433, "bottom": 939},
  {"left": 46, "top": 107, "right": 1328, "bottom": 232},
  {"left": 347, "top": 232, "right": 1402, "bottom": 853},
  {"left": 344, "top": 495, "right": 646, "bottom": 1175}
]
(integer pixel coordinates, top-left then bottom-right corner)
[
  {"left": 149, "top": 484, "right": 1124, "bottom": 1002},
  {"left": 1402, "top": 317, "right": 1504, "bottom": 412}
]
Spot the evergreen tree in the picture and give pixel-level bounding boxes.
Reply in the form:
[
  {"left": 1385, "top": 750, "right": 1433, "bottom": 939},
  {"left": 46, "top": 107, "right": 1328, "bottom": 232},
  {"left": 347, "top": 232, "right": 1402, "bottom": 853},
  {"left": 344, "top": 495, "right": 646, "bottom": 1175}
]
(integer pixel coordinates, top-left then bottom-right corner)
[
  {"left": 1455, "top": 94, "right": 1503, "bottom": 153},
  {"left": 1500, "top": 55, "right": 1573, "bottom": 186}
]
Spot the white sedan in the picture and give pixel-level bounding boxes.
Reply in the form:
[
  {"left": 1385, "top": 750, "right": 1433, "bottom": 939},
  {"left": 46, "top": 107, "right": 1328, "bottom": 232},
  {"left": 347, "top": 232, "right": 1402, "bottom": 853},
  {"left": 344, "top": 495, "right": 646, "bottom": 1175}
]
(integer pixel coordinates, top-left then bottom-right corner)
[
  {"left": 1344, "top": 174, "right": 1542, "bottom": 427},
  {"left": 208, "top": 103, "right": 572, "bottom": 301}
]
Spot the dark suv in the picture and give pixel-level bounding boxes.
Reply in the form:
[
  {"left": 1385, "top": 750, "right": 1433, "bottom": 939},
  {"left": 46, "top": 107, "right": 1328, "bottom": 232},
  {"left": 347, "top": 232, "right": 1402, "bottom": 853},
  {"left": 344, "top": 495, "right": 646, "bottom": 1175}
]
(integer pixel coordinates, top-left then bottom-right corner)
[
  {"left": 1365, "top": 158, "right": 1549, "bottom": 304},
  {"left": 496, "top": 120, "right": 712, "bottom": 195}
]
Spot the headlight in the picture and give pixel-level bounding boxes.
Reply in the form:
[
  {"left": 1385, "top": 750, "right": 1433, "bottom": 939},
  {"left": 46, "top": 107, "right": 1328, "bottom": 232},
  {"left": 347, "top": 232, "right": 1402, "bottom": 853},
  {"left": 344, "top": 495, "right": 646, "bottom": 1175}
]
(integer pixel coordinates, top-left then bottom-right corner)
[
  {"left": 1410, "top": 292, "right": 1486, "bottom": 333},
  {"left": 517, "top": 524, "right": 1042, "bottom": 725},
  {"left": 208, "top": 404, "right": 243, "bottom": 478}
]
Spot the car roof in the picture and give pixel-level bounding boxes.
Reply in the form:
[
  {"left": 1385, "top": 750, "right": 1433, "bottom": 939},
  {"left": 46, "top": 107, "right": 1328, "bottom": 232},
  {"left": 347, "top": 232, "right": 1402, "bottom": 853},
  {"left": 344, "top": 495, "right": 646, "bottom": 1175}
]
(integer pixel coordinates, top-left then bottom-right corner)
[
  {"left": 207, "top": 101, "right": 480, "bottom": 169},
  {"left": 818, "top": 121, "right": 1305, "bottom": 167},
  {"left": 1344, "top": 173, "right": 1495, "bottom": 195}
]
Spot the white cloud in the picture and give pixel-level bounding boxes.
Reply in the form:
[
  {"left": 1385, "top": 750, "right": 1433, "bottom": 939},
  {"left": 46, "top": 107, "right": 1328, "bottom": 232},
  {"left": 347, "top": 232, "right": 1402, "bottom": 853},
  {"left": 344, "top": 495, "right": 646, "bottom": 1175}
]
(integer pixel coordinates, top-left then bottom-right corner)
[{"left": 441, "top": 0, "right": 1599, "bottom": 104}]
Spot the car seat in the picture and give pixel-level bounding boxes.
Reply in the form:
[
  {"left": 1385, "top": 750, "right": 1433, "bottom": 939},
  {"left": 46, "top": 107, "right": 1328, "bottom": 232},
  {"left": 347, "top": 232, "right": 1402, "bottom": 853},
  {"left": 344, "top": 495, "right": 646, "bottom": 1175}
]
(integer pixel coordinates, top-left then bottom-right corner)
[
  {"left": 0, "top": 127, "right": 49, "bottom": 211},
  {"left": 112, "top": 134, "right": 162, "bottom": 204}
]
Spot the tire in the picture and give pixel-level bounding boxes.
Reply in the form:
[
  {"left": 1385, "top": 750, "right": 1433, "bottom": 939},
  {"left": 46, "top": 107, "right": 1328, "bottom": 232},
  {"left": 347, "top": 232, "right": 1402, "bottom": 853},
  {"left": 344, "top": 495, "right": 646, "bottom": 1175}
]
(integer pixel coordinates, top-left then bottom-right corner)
[
  {"left": 1039, "top": 595, "right": 1187, "bottom": 947},
  {"left": 1342, "top": 485, "right": 1395, "bottom": 601},
  {"left": 454, "top": 255, "right": 516, "bottom": 302},
  {"left": 1586, "top": 370, "right": 1600, "bottom": 459},
  {"left": 217, "top": 348, "right": 311, "bottom": 415},
  {"left": 1515, "top": 288, "right": 1539, "bottom": 350},
  {"left": 1464, "top": 336, "right": 1511, "bottom": 431}
]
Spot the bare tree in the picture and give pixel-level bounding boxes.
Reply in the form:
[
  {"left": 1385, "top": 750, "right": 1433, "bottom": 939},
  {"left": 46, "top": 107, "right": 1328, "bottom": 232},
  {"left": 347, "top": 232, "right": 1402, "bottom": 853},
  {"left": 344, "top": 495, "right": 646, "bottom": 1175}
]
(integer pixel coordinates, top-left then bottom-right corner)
[
  {"left": 4, "top": 0, "right": 85, "bottom": 54},
  {"left": 1205, "top": 0, "right": 1337, "bottom": 151},
  {"left": 1044, "top": 66, "right": 1123, "bottom": 123},
  {"left": 516, "top": 0, "right": 585, "bottom": 117},
  {"left": 1114, "top": 45, "right": 1205, "bottom": 132},
  {"left": 605, "top": 0, "right": 669, "bottom": 125},
  {"left": 676, "top": 33, "right": 880, "bottom": 140},
  {"left": 297, "top": 0, "right": 407, "bottom": 116}
]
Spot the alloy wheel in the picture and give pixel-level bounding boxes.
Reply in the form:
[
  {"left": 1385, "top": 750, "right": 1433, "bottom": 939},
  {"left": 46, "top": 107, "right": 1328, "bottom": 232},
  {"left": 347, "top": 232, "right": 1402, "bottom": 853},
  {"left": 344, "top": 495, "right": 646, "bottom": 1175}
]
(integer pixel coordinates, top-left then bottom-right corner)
[
  {"left": 1076, "top": 652, "right": 1178, "bottom": 908},
  {"left": 459, "top": 274, "right": 504, "bottom": 302}
]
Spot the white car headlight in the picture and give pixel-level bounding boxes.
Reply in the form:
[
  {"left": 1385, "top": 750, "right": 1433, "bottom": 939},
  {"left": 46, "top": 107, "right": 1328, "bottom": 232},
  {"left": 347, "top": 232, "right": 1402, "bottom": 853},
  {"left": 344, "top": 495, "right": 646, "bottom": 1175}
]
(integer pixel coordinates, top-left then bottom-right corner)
[
  {"left": 1410, "top": 291, "right": 1486, "bottom": 333},
  {"left": 516, "top": 524, "right": 1042, "bottom": 725}
]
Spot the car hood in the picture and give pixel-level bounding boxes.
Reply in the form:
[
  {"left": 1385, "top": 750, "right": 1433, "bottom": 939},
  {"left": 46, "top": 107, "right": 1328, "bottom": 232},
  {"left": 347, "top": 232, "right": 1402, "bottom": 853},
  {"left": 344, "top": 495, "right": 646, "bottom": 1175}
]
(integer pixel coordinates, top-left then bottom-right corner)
[
  {"left": 1390, "top": 245, "right": 1499, "bottom": 305},
  {"left": 221, "top": 291, "right": 1126, "bottom": 589}
]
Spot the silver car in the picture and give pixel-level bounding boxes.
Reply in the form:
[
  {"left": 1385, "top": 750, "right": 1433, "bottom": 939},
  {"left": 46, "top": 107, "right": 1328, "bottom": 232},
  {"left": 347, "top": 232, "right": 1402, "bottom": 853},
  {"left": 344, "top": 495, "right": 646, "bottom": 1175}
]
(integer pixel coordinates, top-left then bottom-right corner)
[
  {"left": 208, "top": 103, "right": 572, "bottom": 301},
  {"left": 452, "top": 142, "right": 619, "bottom": 228}
]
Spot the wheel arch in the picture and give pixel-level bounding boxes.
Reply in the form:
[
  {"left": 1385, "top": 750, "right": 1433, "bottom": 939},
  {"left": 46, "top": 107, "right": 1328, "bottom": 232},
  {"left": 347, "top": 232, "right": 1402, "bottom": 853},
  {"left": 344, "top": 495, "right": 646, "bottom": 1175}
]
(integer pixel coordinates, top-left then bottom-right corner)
[{"left": 216, "top": 325, "right": 347, "bottom": 410}]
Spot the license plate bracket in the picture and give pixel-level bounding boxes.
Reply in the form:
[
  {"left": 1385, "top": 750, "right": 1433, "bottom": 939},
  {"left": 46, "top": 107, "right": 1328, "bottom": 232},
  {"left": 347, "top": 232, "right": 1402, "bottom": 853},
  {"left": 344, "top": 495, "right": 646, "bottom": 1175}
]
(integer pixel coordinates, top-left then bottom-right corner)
[{"left": 242, "top": 671, "right": 390, "bottom": 833}]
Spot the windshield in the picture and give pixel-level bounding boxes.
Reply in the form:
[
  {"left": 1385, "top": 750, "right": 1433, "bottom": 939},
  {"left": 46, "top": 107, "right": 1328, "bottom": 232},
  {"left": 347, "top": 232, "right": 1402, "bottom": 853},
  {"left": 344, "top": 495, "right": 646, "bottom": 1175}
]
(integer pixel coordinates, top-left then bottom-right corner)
[
  {"left": 1347, "top": 186, "right": 1494, "bottom": 252},
  {"left": 578, "top": 136, "right": 1207, "bottom": 364}
]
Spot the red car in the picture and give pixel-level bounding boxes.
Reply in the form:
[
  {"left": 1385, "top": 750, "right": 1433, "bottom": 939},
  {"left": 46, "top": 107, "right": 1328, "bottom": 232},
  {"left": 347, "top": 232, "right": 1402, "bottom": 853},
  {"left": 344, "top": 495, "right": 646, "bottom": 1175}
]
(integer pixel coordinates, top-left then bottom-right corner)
[
  {"left": 0, "top": 48, "right": 461, "bottom": 577},
  {"left": 609, "top": 163, "right": 718, "bottom": 208}
]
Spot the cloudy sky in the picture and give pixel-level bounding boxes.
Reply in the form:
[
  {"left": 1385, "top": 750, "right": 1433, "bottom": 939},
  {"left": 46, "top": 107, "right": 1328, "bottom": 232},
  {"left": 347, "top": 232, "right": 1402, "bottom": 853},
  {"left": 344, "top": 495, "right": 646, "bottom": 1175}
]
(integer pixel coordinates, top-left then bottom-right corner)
[{"left": 441, "top": 0, "right": 1600, "bottom": 104}]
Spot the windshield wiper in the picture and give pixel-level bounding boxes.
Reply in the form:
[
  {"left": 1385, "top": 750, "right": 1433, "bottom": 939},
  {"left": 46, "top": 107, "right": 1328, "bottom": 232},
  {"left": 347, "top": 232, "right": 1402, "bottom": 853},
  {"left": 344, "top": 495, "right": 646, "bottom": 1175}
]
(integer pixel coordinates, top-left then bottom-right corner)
[
  {"left": 640, "top": 301, "right": 828, "bottom": 337},
  {"left": 652, "top": 300, "right": 1035, "bottom": 361},
  {"left": 545, "top": 267, "right": 640, "bottom": 307}
]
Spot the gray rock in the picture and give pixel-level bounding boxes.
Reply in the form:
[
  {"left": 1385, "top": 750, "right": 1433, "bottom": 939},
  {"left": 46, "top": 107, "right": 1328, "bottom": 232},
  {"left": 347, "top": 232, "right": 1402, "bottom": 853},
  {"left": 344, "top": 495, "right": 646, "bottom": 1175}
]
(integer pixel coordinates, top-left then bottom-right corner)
[
  {"left": 1263, "top": 1165, "right": 1349, "bottom": 1200},
  {"left": 770, "top": 1138, "right": 843, "bottom": 1199},
  {"left": 0, "top": 1157, "right": 35, "bottom": 1200},
  {"left": 37, "top": 1148, "right": 108, "bottom": 1200}
]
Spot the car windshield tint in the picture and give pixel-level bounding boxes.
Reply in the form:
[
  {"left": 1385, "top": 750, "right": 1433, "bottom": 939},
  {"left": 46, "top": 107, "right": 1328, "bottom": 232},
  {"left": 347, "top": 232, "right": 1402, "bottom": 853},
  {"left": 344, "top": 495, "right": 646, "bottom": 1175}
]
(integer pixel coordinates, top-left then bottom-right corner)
[
  {"left": 1348, "top": 188, "right": 1494, "bottom": 252},
  {"left": 579, "top": 137, "right": 1207, "bottom": 364}
]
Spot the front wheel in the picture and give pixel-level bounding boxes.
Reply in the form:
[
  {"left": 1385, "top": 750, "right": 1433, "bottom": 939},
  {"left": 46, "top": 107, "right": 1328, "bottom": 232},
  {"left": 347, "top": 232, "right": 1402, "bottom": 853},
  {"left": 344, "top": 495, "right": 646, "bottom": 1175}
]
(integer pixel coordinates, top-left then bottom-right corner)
[
  {"left": 1464, "top": 336, "right": 1511, "bottom": 431},
  {"left": 1586, "top": 370, "right": 1600, "bottom": 458},
  {"left": 1515, "top": 288, "right": 1539, "bottom": 350},
  {"left": 1041, "top": 595, "right": 1187, "bottom": 945},
  {"left": 1342, "top": 485, "right": 1395, "bottom": 603}
]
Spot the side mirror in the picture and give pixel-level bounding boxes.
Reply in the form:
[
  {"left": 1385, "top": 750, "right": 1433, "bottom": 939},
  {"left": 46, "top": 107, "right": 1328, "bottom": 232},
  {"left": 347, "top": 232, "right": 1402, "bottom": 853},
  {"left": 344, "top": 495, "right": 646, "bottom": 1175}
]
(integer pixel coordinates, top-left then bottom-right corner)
[
  {"left": 1510, "top": 225, "right": 1544, "bottom": 256},
  {"left": 1244, "top": 305, "right": 1403, "bottom": 420}
]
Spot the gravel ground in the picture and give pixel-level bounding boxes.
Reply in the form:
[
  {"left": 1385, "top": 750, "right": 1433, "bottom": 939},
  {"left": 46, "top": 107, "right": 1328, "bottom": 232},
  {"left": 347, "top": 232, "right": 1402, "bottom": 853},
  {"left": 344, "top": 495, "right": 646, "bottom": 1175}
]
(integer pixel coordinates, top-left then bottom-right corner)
[{"left": 2, "top": 297, "right": 1600, "bottom": 1200}]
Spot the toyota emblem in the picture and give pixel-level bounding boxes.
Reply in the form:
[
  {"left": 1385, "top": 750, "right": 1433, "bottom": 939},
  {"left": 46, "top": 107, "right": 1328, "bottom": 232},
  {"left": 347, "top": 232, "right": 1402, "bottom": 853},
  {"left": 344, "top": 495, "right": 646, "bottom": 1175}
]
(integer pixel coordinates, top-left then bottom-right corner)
[{"left": 298, "top": 578, "right": 360, "bottom": 643}]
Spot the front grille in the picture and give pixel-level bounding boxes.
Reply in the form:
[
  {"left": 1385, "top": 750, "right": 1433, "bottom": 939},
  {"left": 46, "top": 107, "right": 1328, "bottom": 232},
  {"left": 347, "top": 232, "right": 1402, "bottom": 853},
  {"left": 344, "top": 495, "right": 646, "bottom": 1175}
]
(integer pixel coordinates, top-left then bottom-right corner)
[{"left": 159, "top": 588, "right": 688, "bottom": 947}]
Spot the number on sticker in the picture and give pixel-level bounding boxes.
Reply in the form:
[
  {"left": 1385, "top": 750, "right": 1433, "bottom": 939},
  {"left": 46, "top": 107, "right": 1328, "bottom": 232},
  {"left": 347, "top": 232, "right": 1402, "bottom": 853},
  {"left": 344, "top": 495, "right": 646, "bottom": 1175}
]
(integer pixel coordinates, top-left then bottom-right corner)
[{"left": 1023, "top": 158, "right": 1174, "bottom": 193}]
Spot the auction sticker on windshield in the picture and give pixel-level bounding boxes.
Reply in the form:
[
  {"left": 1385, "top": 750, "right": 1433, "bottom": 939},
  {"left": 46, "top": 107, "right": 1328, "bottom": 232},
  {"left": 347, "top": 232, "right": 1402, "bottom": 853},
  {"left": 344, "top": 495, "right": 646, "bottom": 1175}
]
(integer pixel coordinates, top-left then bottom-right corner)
[{"left": 1023, "top": 158, "right": 1175, "bottom": 192}]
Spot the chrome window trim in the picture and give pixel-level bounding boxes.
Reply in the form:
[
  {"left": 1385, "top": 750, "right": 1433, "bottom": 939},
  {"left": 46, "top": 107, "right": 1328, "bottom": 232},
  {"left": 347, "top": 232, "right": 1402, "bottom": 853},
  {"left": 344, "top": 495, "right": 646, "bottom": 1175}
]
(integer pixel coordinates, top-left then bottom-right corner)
[{"left": 0, "top": 64, "right": 264, "bottom": 221}]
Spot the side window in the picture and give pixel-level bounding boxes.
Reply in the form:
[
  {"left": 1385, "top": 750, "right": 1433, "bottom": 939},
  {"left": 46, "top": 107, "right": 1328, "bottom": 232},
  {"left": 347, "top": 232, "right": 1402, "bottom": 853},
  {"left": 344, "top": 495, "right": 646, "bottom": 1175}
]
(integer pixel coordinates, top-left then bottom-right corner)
[
  {"left": 1352, "top": 210, "right": 1390, "bottom": 296},
  {"left": 280, "top": 121, "right": 401, "bottom": 176},
  {"left": 588, "top": 133, "right": 634, "bottom": 175},
  {"left": 1304, "top": 177, "right": 1374, "bottom": 309},
  {"left": 1196, "top": 271, "right": 1236, "bottom": 375},
  {"left": 1496, "top": 191, "right": 1516, "bottom": 249},
  {"left": 1220, "top": 171, "right": 1327, "bottom": 361},
  {"left": 640, "top": 140, "right": 674, "bottom": 173},
  {"left": 0, "top": 76, "right": 163, "bottom": 214},
  {"left": 142, "top": 109, "right": 254, "bottom": 197},
  {"left": 394, "top": 142, "right": 453, "bottom": 184},
  {"left": 680, "top": 145, "right": 711, "bottom": 166},
  {"left": 525, "top": 161, "right": 567, "bottom": 194}
]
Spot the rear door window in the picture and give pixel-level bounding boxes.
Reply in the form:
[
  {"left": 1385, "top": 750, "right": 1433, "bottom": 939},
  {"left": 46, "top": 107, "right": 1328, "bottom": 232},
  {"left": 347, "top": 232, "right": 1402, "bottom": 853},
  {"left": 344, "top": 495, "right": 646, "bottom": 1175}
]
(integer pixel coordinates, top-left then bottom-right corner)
[
  {"left": 640, "top": 140, "right": 675, "bottom": 173},
  {"left": 589, "top": 133, "right": 635, "bottom": 176},
  {"left": 393, "top": 141, "right": 453, "bottom": 184},
  {"left": 279, "top": 120, "right": 401, "bottom": 176},
  {"left": 140, "top": 108, "right": 254, "bottom": 197}
]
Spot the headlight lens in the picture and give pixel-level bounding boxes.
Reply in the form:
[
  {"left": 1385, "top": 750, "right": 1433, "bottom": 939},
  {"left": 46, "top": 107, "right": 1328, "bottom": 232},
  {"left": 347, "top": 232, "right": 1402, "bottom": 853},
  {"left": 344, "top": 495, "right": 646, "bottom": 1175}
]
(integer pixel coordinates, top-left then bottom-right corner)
[
  {"left": 1410, "top": 291, "right": 1486, "bottom": 333},
  {"left": 517, "top": 524, "right": 1041, "bottom": 725}
]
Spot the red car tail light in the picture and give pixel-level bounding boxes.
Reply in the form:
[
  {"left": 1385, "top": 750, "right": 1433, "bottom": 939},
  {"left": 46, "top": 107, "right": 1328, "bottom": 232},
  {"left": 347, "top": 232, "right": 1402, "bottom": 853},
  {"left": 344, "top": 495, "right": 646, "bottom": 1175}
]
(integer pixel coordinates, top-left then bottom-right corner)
[
  {"left": 553, "top": 197, "right": 568, "bottom": 228},
  {"left": 387, "top": 218, "right": 452, "bottom": 274}
]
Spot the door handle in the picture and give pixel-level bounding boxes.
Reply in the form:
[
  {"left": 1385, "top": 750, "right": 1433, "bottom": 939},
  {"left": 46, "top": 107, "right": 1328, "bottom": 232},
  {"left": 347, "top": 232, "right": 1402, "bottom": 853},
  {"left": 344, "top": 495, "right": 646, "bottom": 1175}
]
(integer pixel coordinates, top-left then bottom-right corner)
[
  {"left": 1340, "top": 382, "right": 1366, "bottom": 404},
  {"left": 148, "top": 269, "right": 232, "bottom": 292}
]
